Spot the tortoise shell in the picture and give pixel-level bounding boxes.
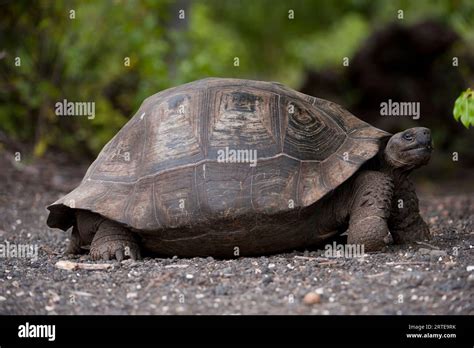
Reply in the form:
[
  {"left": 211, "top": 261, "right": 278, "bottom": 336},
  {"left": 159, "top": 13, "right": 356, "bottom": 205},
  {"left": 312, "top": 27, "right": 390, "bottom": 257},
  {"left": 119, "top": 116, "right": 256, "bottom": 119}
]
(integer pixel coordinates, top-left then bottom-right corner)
[{"left": 47, "top": 78, "right": 390, "bottom": 232}]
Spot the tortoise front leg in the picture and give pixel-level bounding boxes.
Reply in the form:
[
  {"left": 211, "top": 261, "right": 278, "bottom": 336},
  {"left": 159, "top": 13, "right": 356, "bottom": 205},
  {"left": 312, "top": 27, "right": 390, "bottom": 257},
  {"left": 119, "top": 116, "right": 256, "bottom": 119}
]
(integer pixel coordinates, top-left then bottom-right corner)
[
  {"left": 347, "top": 171, "right": 394, "bottom": 251},
  {"left": 388, "top": 178, "right": 430, "bottom": 244}
]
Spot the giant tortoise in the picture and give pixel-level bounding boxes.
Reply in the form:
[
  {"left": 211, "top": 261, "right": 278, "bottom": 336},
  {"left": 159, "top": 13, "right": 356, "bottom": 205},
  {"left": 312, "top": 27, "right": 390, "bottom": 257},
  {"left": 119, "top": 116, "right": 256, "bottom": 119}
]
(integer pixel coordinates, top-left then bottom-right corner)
[{"left": 47, "top": 78, "right": 432, "bottom": 260}]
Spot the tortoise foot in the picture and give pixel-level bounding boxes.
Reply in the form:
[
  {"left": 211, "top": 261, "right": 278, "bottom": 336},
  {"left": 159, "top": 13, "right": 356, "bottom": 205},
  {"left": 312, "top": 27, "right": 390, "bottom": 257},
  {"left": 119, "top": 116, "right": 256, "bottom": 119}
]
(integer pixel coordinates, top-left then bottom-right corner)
[
  {"left": 348, "top": 216, "right": 389, "bottom": 252},
  {"left": 90, "top": 220, "right": 141, "bottom": 261},
  {"left": 391, "top": 215, "right": 431, "bottom": 244}
]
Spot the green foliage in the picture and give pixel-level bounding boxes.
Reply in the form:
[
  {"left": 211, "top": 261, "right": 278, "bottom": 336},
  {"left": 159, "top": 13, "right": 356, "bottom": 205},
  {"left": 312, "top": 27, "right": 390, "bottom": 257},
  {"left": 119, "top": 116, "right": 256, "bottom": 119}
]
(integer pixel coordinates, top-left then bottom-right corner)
[
  {"left": 290, "top": 13, "right": 369, "bottom": 70},
  {"left": 453, "top": 88, "right": 474, "bottom": 128},
  {"left": 0, "top": 0, "right": 473, "bottom": 158}
]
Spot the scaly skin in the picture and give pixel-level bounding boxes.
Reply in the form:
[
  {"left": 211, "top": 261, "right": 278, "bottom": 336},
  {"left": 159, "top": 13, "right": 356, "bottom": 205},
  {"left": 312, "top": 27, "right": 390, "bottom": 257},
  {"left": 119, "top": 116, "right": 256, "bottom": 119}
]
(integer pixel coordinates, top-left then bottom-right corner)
[
  {"left": 90, "top": 219, "right": 141, "bottom": 261},
  {"left": 347, "top": 171, "right": 394, "bottom": 251},
  {"left": 388, "top": 177, "right": 431, "bottom": 243}
]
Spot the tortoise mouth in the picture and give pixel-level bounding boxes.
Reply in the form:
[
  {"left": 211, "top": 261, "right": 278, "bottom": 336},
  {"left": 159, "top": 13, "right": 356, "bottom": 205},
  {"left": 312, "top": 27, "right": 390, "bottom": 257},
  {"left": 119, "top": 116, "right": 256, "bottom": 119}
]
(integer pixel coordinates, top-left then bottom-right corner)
[
  {"left": 403, "top": 143, "right": 433, "bottom": 153},
  {"left": 405, "top": 146, "right": 433, "bottom": 159}
]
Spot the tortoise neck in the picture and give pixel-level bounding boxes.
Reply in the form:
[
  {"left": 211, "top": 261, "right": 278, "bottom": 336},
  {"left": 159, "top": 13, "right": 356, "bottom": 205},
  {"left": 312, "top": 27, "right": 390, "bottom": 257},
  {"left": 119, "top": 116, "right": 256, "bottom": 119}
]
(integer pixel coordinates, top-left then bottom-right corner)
[{"left": 378, "top": 152, "right": 411, "bottom": 184}]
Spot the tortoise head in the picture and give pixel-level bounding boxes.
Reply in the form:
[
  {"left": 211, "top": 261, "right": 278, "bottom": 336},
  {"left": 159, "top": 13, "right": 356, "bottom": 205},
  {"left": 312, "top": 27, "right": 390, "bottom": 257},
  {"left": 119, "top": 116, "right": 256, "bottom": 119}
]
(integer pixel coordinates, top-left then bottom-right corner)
[{"left": 384, "top": 127, "right": 433, "bottom": 171}]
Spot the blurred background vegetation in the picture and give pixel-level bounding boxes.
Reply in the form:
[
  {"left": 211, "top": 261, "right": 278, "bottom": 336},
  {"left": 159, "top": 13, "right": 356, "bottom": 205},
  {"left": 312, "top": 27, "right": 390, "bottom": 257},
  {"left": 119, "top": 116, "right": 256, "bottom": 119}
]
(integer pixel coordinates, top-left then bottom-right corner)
[{"left": 0, "top": 0, "right": 473, "bottom": 180}]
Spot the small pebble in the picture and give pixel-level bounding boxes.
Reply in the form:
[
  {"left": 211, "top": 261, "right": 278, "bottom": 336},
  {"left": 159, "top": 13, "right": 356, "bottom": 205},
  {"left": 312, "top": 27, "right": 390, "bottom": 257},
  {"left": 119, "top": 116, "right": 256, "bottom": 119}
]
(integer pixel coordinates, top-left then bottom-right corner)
[
  {"left": 126, "top": 292, "right": 137, "bottom": 299},
  {"left": 303, "top": 292, "right": 321, "bottom": 305}
]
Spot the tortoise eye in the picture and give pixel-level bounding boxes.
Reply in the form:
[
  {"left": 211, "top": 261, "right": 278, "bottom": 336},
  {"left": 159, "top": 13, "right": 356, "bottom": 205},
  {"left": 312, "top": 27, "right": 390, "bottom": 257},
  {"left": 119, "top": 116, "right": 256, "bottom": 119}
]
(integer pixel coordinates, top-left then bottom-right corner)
[{"left": 403, "top": 133, "right": 413, "bottom": 141}]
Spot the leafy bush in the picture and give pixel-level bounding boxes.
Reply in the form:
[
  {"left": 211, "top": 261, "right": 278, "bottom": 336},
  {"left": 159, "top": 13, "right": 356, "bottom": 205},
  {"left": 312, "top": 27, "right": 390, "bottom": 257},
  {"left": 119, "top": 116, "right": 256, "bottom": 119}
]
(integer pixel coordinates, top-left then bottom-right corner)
[{"left": 1, "top": 0, "right": 473, "bottom": 159}]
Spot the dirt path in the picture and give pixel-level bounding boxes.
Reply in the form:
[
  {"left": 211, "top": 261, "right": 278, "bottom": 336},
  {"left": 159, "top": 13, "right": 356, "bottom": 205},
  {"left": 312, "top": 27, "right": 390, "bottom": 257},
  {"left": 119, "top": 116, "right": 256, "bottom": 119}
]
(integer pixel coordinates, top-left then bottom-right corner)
[{"left": 0, "top": 153, "right": 472, "bottom": 314}]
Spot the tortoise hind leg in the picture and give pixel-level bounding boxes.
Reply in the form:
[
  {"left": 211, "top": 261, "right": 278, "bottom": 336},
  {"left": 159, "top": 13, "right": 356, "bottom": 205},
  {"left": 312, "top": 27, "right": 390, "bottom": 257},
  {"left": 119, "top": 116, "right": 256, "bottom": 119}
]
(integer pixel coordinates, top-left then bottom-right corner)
[
  {"left": 64, "top": 224, "right": 83, "bottom": 255},
  {"left": 90, "top": 219, "right": 141, "bottom": 261},
  {"left": 347, "top": 171, "right": 394, "bottom": 252},
  {"left": 65, "top": 211, "right": 100, "bottom": 255}
]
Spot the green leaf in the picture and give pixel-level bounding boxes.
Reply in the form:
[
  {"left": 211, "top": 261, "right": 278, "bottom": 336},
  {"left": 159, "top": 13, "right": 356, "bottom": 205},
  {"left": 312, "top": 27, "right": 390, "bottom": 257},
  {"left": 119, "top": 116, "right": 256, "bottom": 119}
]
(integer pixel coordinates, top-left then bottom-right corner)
[{"left": 453, "top": 88, "right": 474, "bottom": 128}]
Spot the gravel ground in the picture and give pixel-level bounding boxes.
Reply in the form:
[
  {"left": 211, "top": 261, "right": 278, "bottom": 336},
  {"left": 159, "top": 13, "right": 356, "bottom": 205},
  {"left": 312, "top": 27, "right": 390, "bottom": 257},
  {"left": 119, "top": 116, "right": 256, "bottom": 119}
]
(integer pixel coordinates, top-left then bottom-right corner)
[{"left": 0, "top": 152, "right": 473, "bottom": 315}]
